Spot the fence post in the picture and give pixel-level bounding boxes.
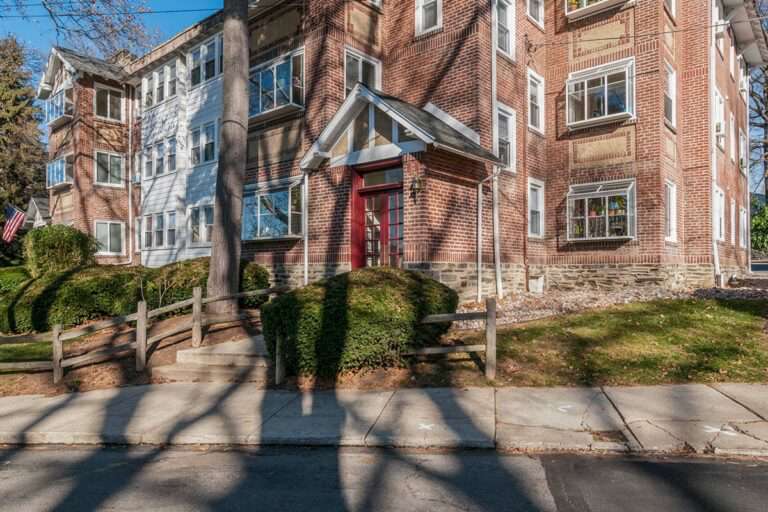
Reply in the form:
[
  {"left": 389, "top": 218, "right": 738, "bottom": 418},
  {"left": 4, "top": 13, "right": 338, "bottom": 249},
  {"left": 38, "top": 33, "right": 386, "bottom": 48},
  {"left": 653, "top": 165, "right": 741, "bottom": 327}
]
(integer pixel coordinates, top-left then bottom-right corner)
[
  {"left": 274, "top": 334, "right": 285, "bottom": 386},
  {"left": 485, "top": 297, "right": 496, "bottom": 381},
  {"left": 52, "top": 324, "right": 63, "bottom": 384},
  {"left": 192, "top": 286, "right": 203, "bottom": 348},
  {"left": 136, "top": 301, "right": 147, "bottom": 372}
]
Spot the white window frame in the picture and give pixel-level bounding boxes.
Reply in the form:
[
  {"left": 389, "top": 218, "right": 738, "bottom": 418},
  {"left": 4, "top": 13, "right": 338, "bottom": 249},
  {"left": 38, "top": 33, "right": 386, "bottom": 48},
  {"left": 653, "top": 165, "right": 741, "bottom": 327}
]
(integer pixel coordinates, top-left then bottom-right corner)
[
  {"left": 497, "top": 0, "right": 515, "bottom": 59},
  {"left": 565, "top": 0, "right": 629, "bottom": 22},
  {"left": 739, "top": 128, "right": 748, "bottom": 174},
  {"left": 714, "top": 186, "right": 725, "bottom": 242},
  {"left": 567, "top": 179, "right": 637, "bottom": 241},
  {"left": 714, "top": 1, "right": 725, "bottom": 56},
  {"left": 714, "top": 88, "right": 725, "bottom": 150},
  {"left": 527, "top": 0, "right": 544, "bottom": 28},
  {"left": 189, "top": 204, "right": 215, "bottom": 246},
  {"left": 730, "top": 43, "right": 736, "bottom": 80},
  {"left": 664, "top": 0, "right": 675, "bottom": 17},
  {"left": 566, "top": 57, "right": 635, "bottom": 130},
  {"left": 528, "top": 178, "right": 545, "bottom": 238},
  {"left": 46, "top": 153, "right": 74, "bottom": 189},
  {"left": 730, "top": 198, "right": 736, "bottom": 246},
  {"left": 497, "top": 104, "right": 517, "bottom": 171},
  {"left": 344, "top": 47, "right": 381, "bottom": 97},
  {"left": 664, "top": 62, "right": 676, "bottom": 127},
  {"left": 144, "top": 211, "right": 177, "bottom": 249},
  {"left": 94, "top": 220, "right": 125, "bottom": 256},
  {"left": 665, "top": 180, "right": 677, "bottom": 243},
  {"left": 242, "top": 177, "right": 305, "bottom": 241},
  {"left": 94, "top": 83, "right": 123, "bottom": 122},
  {"left": 729, "top": 112, "right": 736, "bottom": 162},
  {"left": 93, "top": 150, "right": 124, "bottom": 188},
  {"left": 144, "top": 146, "right": 154, "bottom": 178},
  {"left": 740, "top": 206, "right": 748, "bottom": 248},
  {"left": 143, "top": 214, "right": 153, "bottom": 249},
  {"left": 527, "top": 68, "right": 545, "bottom": 134},
  {"left": 189, "top": 122, "right": 218, "bottom": 166},
  {"left": 249, "top": 47, "right": 306, "bottom": 118},
  {"left": 188, "top": 34, "right": 222, "bottom": 89},
  {"left": 415, "top": 0, "right": 442, "bottom": 36},
  {"left": 167, "top": 137, "right": 177, "bottom": 172},
  {"left": 166, "top": 211, "right": 177, "bottom": 247},
  {"left": 738, "top": 56, "right": 748, "bottom": 103}
]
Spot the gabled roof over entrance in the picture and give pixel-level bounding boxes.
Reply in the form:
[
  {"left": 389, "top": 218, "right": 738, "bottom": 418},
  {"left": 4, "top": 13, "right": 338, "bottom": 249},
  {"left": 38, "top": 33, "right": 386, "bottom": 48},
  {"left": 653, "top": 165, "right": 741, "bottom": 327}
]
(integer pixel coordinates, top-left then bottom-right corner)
[
  {"left": 24, "top": 196, "right": 50, "bottom": 228},
  {"left": 300, "top": 84, "right": 503, "bottom": 170}
]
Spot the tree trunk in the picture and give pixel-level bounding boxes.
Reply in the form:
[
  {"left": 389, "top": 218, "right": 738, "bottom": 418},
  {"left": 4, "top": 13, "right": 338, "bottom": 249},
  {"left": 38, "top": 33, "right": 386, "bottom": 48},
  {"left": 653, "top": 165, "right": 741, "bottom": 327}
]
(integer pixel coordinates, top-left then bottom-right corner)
[{"left": 207, "top": 0, "right": 249, "bottom": 315}]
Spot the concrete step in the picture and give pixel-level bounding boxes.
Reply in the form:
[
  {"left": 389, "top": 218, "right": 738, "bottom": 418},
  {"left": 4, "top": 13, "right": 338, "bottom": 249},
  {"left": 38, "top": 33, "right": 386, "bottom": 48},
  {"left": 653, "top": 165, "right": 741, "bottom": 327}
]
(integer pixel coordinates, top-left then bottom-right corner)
[
  {"left": 176, "top": 337, "right": 270, "bottom": 367},
  {"left": 151, "top": 363, "right": 270, "bottom": 383}
]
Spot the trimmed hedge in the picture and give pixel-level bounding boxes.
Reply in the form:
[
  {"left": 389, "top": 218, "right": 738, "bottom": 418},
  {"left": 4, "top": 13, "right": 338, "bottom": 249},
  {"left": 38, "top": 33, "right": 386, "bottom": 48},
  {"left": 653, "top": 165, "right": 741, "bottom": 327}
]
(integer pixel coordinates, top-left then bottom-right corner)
[
  {"left": 261, "top": 267, "right": 458, "bottom": 377},
  {"left": 0, "top": 257, "right": 270, "bottom": 334},
  {"left": 0, "top": 266, "right": 30, "bottom": 295},
  {"left": 24, "top": 225, "right": 97, "bottom": 277}
]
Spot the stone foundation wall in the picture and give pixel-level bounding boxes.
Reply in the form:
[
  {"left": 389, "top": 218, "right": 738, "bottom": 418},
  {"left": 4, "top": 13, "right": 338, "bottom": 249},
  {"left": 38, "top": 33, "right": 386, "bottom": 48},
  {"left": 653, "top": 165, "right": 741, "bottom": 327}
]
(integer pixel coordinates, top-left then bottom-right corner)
[
  {"left": 527, "top": 264, "right": 718, "bottom": 291},
  {"left": 404, "top": 262, "right": 527, "bottom": 303}
]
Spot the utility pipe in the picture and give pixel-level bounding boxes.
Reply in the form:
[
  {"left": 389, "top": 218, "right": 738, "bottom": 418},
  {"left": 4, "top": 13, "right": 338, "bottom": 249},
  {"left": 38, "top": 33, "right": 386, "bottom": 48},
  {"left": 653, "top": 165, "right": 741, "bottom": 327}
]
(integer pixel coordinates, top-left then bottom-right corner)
[{"left": 710, "top": 0, "right": 722, "bottom": 285}]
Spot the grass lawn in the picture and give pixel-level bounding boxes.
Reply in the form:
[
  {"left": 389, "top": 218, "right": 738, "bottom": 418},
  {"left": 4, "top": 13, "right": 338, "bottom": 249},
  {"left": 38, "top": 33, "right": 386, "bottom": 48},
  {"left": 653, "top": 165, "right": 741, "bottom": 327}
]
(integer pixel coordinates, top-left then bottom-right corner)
[{"left": 463, "top": 298, "right": 768, "bottom": 386}]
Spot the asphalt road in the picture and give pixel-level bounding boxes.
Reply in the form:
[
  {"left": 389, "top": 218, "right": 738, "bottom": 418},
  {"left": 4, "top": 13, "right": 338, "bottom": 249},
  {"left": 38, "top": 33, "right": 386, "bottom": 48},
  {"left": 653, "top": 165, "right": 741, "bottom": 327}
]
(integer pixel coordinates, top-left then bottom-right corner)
[{"left": 1, "top": 447, "right": 767, "bottom": 511}]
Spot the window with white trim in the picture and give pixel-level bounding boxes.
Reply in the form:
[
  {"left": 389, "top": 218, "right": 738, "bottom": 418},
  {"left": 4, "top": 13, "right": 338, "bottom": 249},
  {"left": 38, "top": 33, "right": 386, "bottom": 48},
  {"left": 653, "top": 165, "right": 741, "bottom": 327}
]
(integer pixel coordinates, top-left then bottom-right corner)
[
  {"left": 190, "top": 205, "right": 214, "bottom": 244},
  {"left": 156, "top": 67, "right": 165, "bottom": 103},
  {"left": 249, "top": 48, "right": 305, "bottom": 117},
  {"left": 345, "top": 49, "right": 379, "bottom": 96},
  {"left": 729, "top": 112, "right": 736, "bottom": 161},
  {"left": 528, "top": 68, "right": 545, "bottom": 133},
  {"left": 46, "top": 154, "right": 74, "bottom": 188},
  {"left": 567, "top": 58, "right": 634, "bottom": 128},
  {"left": 730, "top": 198, "right": 736, "bottom": 245},
  {"left": 95, "top": 221, "right": 123, "bottom": 255},
  {"left": 95, "top": 85, "right": 122, "bottom": 121},
  {"left": 190, "top": 128, "right": 201, "bottom": 165},
  {"left": 527, "top": 0, "right": 543, "bottom": 26},
  {"left": 740, "top": 207, "right": 748, "bottom": 248},
  {"left": 497, "top": 0, "right": 514, "bottom": 57},
  {"left": 730, "top": 43, "right": 736, "bottom": 79},
  {"left": 664, "top": 0, "right": 675, "bottom": 16},
  {"left": 497, "top": 106, "right": 516, "bottom": 170},
  {"left": 713, "top": 1, "right": 725, "bottom": 55},
  {"left": 168, "top": 138, "right": 177, "bottom": 172},
  {"left": 714, "top": 88, "right": 725, "bottom": 149},
  {"left": 714, "top": 187, "right": 725, "bottom": 241},
  {"left": 189, "top": 35, "right": 221, "bottom": 88},
  {"left": 739, "top": 128, "right": 748, "bottom": 173},
  {"left": 44, "top": 87, "right": 74, "bottom": 125},
  {"left": 167, "top": 212, "right": 176, "bottom": 246},
  {"left": 168, "top": 61, "right": 177, "bottom": 98},
  {"left": 567, "top": 180, "right": 636, "bottom": 241},
  {"left": 416, "top": 0, "right": 441, "bottom": 35},
  {"left": 242, "top": 179, "right": 304, "bottom": 240},
  {"left": 144, "top": 147, "right": 153, "bottom": 178},
  {"left": 189, "top": 123, "right": 217, "bottom": 165},
  {"left": 95, "top": 151, "right": 123, "bottom": 186},
  {"left": 739, "top": 56, "right": 748, "bottom": 102},
  {"left": 665, "top": 180, "right": 677, "bottom": 242},
  {"left": 154, "top": 213, "right": 165, "bottom": 247},
  {"left": 145, "top": 74, "right": 153, "bottom": 107},
  {"left": 143, "top": 215, "right": 153, "bottom": 249},
  {"left": 528, "top": 178, "right": 544, "bottom": 238},
  {"left": 566, "top": 0, "right": 630, "bottom": 20},
  {"left": 155, "top": 141, "right": 165, "bottom": 176},
  {"left": 664, "top": 62, "right": 676, "bottom": 127}
]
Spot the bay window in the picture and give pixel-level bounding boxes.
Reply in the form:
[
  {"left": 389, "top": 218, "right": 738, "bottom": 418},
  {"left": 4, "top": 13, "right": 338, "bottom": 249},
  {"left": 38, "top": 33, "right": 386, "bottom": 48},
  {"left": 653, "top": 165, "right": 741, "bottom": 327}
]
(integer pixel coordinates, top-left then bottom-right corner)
[
  {"left": 567, "top": 180, "right": 636, "bottom": 241},
  {"left": 249, "top": 49, "right": 304, "bottom": 118},
  {"left": 46, "top": 155, "right": 74, "bottom": 188},
  {"left": 44, "top": 87, "right": 74, "bottom": 125},
  {"left": 242, "top": 178, "right": 304, "bottom": 240},
  {"left": 95, "top": 221, "right": 123, "bottom": 255},
  {"left": 345, "top": 49, "right": 379, "bottom": 96},
  {"left": 416, "top": 0, "right": 442, "bottom": 35},
  {"left": 567, "top": 58, "right": 634, "bottom": 128}
]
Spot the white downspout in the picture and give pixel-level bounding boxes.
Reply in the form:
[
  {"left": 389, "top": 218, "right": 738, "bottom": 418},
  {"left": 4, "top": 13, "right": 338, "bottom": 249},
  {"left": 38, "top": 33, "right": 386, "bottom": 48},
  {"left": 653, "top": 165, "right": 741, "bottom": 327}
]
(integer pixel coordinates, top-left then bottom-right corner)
[
  {"left": 477, "top": 181, "right": 483, "bottom": 302},
  {"left": 490, "top": 0, "right": 503, "bottom": 299},
  {"left": 746, "top": 66, "right": 752, "bottom": 274},
  {"left": 710, "top": 0, "right": 722, "bottom": 285},
  {"left": 303, "top": 171, "right": 309, "bottom": 286},
  {"left": 126, "top": 83, "right": 134, "bottom": 266}
]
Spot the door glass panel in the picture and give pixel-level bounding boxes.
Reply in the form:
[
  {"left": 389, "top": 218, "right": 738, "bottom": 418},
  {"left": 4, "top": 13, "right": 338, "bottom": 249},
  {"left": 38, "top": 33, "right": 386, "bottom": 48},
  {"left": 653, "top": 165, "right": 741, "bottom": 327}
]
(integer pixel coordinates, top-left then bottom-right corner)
[
  {"left": 364, "top": 195, "right": 383, "bottom": 267},
  {"left": 387, "top": 191, "right": 404, "bottom": 267},
  {"left": 362, "top": 168, "right": 403, "bottom": 188}
]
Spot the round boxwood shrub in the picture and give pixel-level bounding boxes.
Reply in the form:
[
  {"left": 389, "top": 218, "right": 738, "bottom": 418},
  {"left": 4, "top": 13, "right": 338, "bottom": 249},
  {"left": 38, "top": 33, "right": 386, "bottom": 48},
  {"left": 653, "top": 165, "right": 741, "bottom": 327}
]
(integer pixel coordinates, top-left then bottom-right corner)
[
  {"left": 23, "top": 225, "right": 97, "bottom": 278},
  {"left": 261, "top": 267, "right": 459, "bottom": 377}
]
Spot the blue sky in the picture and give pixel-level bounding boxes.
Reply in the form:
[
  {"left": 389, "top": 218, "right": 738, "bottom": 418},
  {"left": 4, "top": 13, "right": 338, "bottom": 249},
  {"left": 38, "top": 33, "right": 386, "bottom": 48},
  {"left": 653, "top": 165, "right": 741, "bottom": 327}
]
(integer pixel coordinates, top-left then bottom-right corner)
[{"left": 0, "top": 0, "right": 223, "bottom": 55}]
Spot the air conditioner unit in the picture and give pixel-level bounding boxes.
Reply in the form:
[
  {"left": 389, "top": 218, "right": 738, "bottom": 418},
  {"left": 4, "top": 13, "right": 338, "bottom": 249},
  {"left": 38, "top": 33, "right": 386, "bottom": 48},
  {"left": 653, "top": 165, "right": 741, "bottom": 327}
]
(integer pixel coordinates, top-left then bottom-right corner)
[{"left": 132, "top": 174, "right": 142, "bottom": 185}]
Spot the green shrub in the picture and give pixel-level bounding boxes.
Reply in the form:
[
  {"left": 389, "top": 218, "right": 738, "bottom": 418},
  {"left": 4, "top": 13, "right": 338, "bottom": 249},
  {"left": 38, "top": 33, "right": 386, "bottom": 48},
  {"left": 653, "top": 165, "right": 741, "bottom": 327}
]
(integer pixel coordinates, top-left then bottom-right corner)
[
  {"left": 0, "top": 258, "right": 270, "bottom": 334},
  {"left": 0, "top": 266, "right": 29, "bottom": 295},
  {"left": 261, "top": 267, "right": 458, "bottom": 377},
  {"left": 23, "top": 225, "right": 97, "bottom": 277},
  {"left": 239, "top": 261, "right": 271, "bottom": 308}
]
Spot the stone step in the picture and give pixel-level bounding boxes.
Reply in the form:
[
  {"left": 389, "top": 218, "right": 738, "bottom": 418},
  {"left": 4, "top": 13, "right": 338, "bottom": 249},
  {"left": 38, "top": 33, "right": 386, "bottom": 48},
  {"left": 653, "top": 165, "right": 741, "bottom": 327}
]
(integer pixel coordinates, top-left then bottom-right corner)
[
  {"left": 151, "top": 363, "right": 270, "bottom": 384},
  {"left": 176, "top": 337, "right": 270, "bottom": 367}
]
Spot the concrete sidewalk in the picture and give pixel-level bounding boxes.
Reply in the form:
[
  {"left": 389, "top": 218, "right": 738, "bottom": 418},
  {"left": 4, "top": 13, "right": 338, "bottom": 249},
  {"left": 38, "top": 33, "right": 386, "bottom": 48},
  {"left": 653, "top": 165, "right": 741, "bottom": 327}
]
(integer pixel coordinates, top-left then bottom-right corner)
[{"left": 0, "top": 383, "right": 766, "bottom": 455}]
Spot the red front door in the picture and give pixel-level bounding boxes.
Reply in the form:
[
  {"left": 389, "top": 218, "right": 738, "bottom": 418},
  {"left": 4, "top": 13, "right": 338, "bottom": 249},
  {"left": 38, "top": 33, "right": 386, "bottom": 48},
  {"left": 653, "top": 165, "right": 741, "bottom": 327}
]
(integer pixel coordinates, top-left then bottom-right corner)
[{"left": 352, "top": 166, "right": 404, "bottom": 269}]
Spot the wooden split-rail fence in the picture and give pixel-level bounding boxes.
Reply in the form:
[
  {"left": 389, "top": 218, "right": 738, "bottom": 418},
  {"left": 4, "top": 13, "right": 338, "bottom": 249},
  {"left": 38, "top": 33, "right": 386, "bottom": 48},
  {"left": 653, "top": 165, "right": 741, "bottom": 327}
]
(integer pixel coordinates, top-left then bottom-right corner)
[{"left": 0, "top": 286, "right": 287, "bottom": 384}]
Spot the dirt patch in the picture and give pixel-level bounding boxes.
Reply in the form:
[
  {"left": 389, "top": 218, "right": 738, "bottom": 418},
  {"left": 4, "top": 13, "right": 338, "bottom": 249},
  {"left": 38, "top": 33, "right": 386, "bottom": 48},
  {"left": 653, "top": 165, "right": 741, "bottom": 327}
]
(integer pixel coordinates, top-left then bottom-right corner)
[{"left": 0, "top": 311, "right": 262, "bottom": 397}]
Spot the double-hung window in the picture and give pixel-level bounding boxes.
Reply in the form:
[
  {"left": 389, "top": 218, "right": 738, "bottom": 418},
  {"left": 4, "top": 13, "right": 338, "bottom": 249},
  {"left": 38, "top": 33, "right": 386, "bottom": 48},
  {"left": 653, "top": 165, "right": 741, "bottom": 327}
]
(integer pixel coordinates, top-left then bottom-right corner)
[
  {"left": 95, "top": 221, "right": 123, "bottom": 255},
  {"left": 714, "top": 186, "right": 725, "bottom": 241},
  {"left": 95, "top": 151, "right": 123, "bottom": 186},
  {"left": 46, "top": 155, "right": 74, "bottom": 188},
  {"left": 190, "top": 205, "right": 214, "bottom": 244},
  {"left": 145, "top": 74, "right": 154, "bottom": 107},
  {"left": 345, "top": 49, "right": 379, "bottom": 96},
  {"left": 714, "top": 88, "right": 725, "bottom": 149},
  {"left": 665, "top": 181, "right": 677, "bottom": 242},
  {"left": 416, "top": 0, "right": 441, "bottom": 36},
  {"left": 242, "top": 178, "right": 304, "bottom": 240},
  {"left": 249, "top": 49, "right": 305, "bottom": 117},
  {"left": 155, "top": 141, "right": 165, "bottom": 176},
  {"left": 95, "top": 86, "right": 122, "bottom": 121},
  {"left": 730, "top": 113, "right": 736, "bottom": 161},
  {"left": 497, "top": 0, "right": 514, "bottom": 57},
  {"left": 156, "top": 68, "right": 165, "bottom": 103},
  {"left": 714, "top": 1, "right": 725, "bottom": 55},
  {"left": 739, "top": 57, "right": 748, "bottom": 102},
  {"left": 528, "top": 68, "right": 545, "bottom": 133},
  {"left": 168, "top": 62, "right": 177, "bottom": 98},
  {"left": 739, "top": 129, "right": 748, "bottom": 173},
  {"left": 167, "top": 138, "right": 177, "bottom": 172},
  {"left": 528, "top": 178, "right": 544, "bottom": 238},
  {"left": 664, "top": 62, "right": 676, "bottom": 127},
  {"left": 143, "top": 215, "right": 153, "bottom": 249},
  {"left": 567, "top": 58, "right": 634, "bottom": 128},
  {"left": 527, "top": 0, "right": 543, "bottom": 27},
  {"left": 154, "top": 213, "right": 165, "bottom": 247},
  {"left": 740, "top": 207, "right": 748, "bottom": 248},
  {"left": 190, "top": 128, "right": 201, "bottom": 165},
  {"left": 664, "top": 0, "right": 675, "bottom": 16},
  {"left": 144, "top": 147, "right": 153, "bottom": 178},
  {"left": 497, "top": 106, "right": 516, "bottom": 170},
  {"left": 167, "top": 212, "right": 176, "bottom": 246},
  {"left": 190, "top": 48, "right": 202, "bottom": 87},
  {"left": 567, "top": 180, "right": 636, "bottom": 241},
  {"left": 203, "top": 123, "right": 216, "bottom": 162},
  {"left": 731, "top": 198, "right": 736, "bottom": 245},
  {"left": 189, "top": 36, "right": 221, "bottom": 88}
]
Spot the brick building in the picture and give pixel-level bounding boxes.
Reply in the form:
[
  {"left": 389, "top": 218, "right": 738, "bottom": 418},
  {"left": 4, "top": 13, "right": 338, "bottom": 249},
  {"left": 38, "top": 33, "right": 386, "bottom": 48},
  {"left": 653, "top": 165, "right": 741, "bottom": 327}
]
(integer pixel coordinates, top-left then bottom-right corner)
[{"left": 34, "top": 0, "right": 767, "bottom": 299}]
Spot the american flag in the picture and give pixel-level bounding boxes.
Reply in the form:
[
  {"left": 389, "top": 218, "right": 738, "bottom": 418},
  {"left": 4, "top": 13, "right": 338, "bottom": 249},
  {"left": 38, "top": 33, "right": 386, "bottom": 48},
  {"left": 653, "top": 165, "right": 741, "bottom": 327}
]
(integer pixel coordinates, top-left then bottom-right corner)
[{"left": 2, "top": 205, "right": 26, "bottom": 243}]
